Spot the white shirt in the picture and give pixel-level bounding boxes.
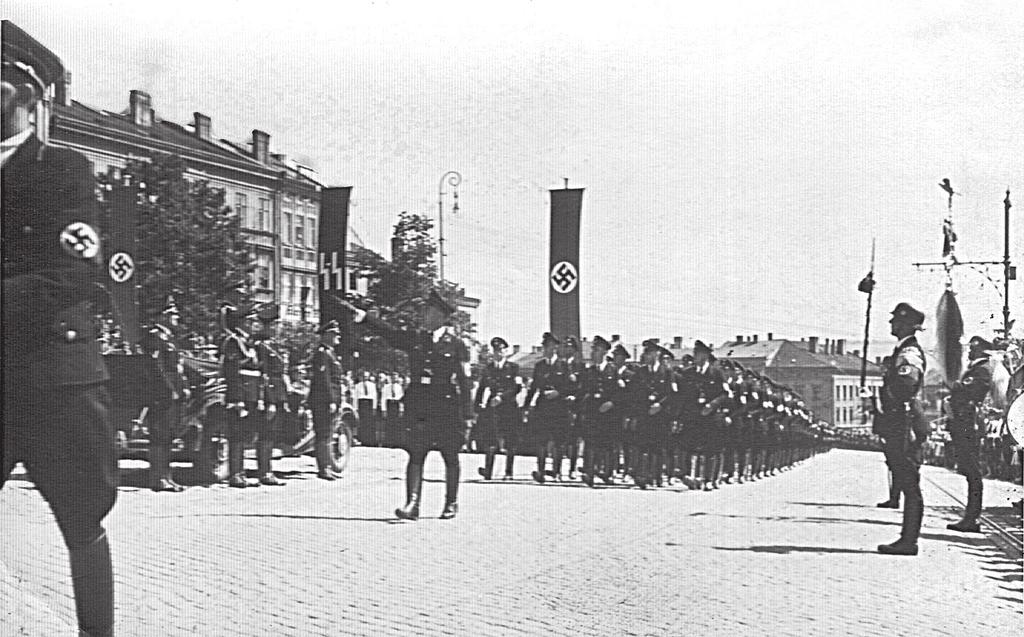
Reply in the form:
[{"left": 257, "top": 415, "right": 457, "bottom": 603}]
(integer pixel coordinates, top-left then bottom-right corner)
[{"left": 0, "top": 128, "right": 34, "bottom": 168}]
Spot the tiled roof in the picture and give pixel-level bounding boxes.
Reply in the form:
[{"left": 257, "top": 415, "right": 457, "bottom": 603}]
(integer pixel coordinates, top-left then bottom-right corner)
[{"left": 719, "top": 339, "right": 881, "bottom": 376}]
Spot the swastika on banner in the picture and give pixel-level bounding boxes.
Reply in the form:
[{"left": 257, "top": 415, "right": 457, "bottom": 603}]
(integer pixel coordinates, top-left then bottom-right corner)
[
  {"left": 108, "top": 252, "right": 135, "bottom": 283},
  {"left": 550, "top": 260, "right": 578, "bottom": 294}
]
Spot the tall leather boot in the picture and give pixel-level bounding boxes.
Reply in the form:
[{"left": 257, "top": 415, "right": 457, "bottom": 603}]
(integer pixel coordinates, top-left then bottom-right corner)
[
  {"left": 69, "top": 532, "right": 114, "bottom": 637},
  {"left": 396, "top": 462, "right": 422, "bottom": 520},
  {"left": 878, "top": 474, "right": 900, "bottom": 508},
  {"left": 441, "top": 461, "right": 460, "bottom": 519},
  {"left": 504, "top": 448, "right": 515, "bottom": 480},
  {"left": 879, "top": 486, "right": 921, "bottom": 555},
  {"left": 532, "top": 448, "right": 547, "bottom": 483},
  {"left": 228, "top": 440, "right": 249, "bottom": 488},
  {"left": 478, "top": 448, "right": 495, "bottom": 480},
  {"left": 948, "top": 477, "right": 983, "bottom": 532},
  {"left": 149, "top": 443, "right": 177, "bottom": 492},
  {"left": 315, "top": 436, "right": 336, "bottom": 480},
  {"left": 258, "top": 441, "right": 283, "bottom": 485}
]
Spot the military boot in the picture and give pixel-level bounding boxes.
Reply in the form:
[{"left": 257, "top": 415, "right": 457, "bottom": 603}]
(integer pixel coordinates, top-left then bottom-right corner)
[
  {"left": 228, "top": 443, "right": 253, "bottom": 488},
  {"left": 69, "top": 532, "right": 114, "bottom": 637},
  {"left": 503, "top": 449, "right": 515, "bottom": 480},
  {"left": 396, "top": 462, "right": 423, "bottom": 520},
  {"left": 948, "top": 478, "right": 982, "bottom": 532},
  {"left": 478, "top": 448, "right": 495, "bottom": 480},
  {"left": 258, "top": 441, "right": 283, "bottom": 486},
  {"left": 315, "top": 437, "right": 336, "bottom": 480},
  {"left": 877, "top": 481, "right": 901, "bottom": 508},
  {"left": 149, "top": 444, "right": 179, "bottom": 492},
  {"left": 440, "top": 462, "right": 460, "bottom": 520}
]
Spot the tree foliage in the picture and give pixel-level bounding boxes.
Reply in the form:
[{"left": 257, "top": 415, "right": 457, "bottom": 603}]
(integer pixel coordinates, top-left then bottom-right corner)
[{"left": 97, "top": 152, "right": 253, "bottom": 339}]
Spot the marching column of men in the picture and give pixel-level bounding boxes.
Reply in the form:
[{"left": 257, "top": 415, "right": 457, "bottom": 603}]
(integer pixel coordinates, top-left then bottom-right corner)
[{"left": 474, "top": 332, "right": 828, "bottom": 491}]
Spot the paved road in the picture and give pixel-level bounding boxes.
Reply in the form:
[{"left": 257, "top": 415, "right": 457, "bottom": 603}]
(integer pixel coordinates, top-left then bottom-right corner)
[{"left": 2, "top": 448, "right": 1021, "bottom": 636}]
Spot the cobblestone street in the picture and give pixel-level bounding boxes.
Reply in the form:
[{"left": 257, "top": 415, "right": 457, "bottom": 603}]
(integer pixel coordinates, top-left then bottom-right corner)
[{"left": 2, "top": 448, "right": 1021, "bottom": 636}]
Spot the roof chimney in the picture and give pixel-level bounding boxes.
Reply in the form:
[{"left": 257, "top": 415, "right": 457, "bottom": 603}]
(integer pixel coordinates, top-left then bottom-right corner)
[
  {"left": 611, "top": 334, "right": 620, "bottom": 342},
  {"left": 673, "top": 336, "right": 682, "bottom": 348},
  {"left": 512, "top": 345, "right": 520, "bottom": 355},
  {"left": 736, "top": 335, "right": 744, "bottom": 343},
  {"left": 251, "top": 129, "right": 270, "bottom": 164},
  {"left": 836, "top": 339, "right": 846, "bottom": 355},
  {"left": 852, "top": 349, "right": 860, "bottom": 358},
  {"left": 753, "top": 334, "right": 759, "bottom": 343},
  {"left": 129, "top": 90, "right": 153, "bottom": 127},
  {"left": 808, "top": 336, "right": 818, "bottom": 354},
  {"left": 767, "top": 332, "right": 773, "bottom": 340}
]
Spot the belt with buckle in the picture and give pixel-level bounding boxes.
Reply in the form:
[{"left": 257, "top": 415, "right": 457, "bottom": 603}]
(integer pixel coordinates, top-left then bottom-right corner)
[
  {"left": 417, "top": 377, "right": 432, "bottom": 385},
  {"left": 239, "top": 370, "right": 262, "bottom": 377}
]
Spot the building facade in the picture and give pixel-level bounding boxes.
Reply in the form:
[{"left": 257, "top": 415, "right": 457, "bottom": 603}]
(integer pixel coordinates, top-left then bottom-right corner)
[{"left": 719, "top": 335, "right": 884, "bottom": 430}]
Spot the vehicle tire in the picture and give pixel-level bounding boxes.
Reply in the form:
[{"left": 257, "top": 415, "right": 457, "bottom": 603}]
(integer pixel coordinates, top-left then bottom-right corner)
[{"left": 330, "top": 413, "right": 355, "bottom": 475}]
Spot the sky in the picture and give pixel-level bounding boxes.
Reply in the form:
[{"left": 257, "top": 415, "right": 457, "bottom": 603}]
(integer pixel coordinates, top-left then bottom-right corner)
[{"left": 8, "top": 0, "right": 1023, "bottom": 355}]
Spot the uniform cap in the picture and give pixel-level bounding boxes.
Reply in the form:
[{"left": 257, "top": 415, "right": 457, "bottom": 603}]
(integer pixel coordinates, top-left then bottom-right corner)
[
  {"left": 591, "top": 335, "right": 611, "bottom": 351},
  {"left": 968, "top": 335, "right": 993, "bottom": 351},
  {"left": 693, "top": 340, "right": 713, "bottom": 356},
  {"left": 565, "top": 336, "right": 580, "bottom": 350},
  {"left": 2, "top": 21, "right": 64, "bottom": 90},
  {"left": 658, "top": 346, "right": 675, "bottom": 360},
  {"left": 890, "top": 302, "right": 925, "bottom": 327},
  {"left": 490, "top": 336, "right": 509, "bottom": 350},
  {"left": 641, "top": 338, "right": 660, "bottom": 351},
  {"left": 611, "top": 343, "right": 630, "bottom": 359},
  {"left": 541, "top": 332, "right": 560, "bottom": 347}
]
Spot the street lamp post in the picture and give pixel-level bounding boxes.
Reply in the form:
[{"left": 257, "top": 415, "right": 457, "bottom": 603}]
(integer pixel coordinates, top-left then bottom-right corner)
[{"left": 437, "top": 170, "right": 461, "bottom": 284}]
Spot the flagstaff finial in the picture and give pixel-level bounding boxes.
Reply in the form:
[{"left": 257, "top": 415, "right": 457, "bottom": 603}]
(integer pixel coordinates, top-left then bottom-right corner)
[{"left": 563, "top": 178, "right": 569, "bottom": 190}]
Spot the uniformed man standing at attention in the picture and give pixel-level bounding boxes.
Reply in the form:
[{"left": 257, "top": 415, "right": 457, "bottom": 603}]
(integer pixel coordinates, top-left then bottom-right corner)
[
  {"left": 141, "top": 296, "right": 189, "bottom": 492},
  {"left": 525, "top": 332, "right": 572, "bottom": 483},
  {"left": 308, "top": 320, "right": 345, "bottom": 480},
  {"left": 474, "top": 336, "right": 522, "bottom": 480},
  {"left": 945, "top": 335, "right": 994, "bottom": 533},
  {"left": 253, "top": 303, "right": 289, "bottom": 486},
  {"left": 866, "top": 302, "right": 929, "bottom": 556},
  {"left": 220, "top": 301, "right": 262, "bottom": 488},
  {"left": 339, "top": 291, "right": 474, "bottom": 520},
  {"left": 1, "top": 20, "right": 116, "bottom": 636}
]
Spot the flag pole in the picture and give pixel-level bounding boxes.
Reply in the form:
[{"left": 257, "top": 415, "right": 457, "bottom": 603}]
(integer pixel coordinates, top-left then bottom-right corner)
[{"left": 859, "top": 239, "right": 876, "bottom": 424}]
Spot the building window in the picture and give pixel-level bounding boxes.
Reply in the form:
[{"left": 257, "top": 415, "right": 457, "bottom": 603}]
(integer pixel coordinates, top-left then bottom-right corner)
[
  {"left": 289, "top": 274, "right": 297, "bottom": 302},
  {"left": 295, "top": 219, "right": 305, "bottom": 247},
  {"left": 258, "top": 198, "right": 270, "bottom": 232},
  {"left": 283, "top": 212, "right": 292, "bottom": 244},
  {"left": 308, "top": 217, "right": 316, "bottom": 248},
  {"left": 235, "top": 193, "right": 248, "bottom": 227},
  {"left": 348, "top": 271, "right": 359, "bottom": 292},
  {"left": 255, "top": 253, "right": 273, "bottom": 290}
]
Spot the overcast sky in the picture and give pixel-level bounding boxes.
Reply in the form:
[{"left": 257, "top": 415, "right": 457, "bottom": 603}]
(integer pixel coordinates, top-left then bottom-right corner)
[{"left": 9, "top": 0, "right": 1023, "bottom": 354}]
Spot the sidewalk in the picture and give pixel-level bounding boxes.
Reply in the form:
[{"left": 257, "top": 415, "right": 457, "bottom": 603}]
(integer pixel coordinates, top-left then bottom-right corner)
[{"left": 1, "top": 448, "right": 1021, "bottom": 636}]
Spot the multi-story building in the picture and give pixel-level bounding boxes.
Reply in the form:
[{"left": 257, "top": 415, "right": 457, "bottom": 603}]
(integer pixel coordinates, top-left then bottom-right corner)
[{"left": 718, "top": 335, "right": 884, "bottom": 430}]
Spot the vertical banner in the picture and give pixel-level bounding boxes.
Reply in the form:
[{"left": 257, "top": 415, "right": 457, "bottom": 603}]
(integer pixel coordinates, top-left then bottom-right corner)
[
  {"left": 317, "top": 186, "right": 351, "bottom": 352},
  {"left": 106, "top": 182, "right": 140, "bottom": 347},
  {"left": 549, "top": 187, "right": 584, "bottom": 343}
]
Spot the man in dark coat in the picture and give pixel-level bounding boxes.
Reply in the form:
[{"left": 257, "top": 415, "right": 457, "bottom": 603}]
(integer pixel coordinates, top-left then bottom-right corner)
[
  {"left": 630, "top": 339, "right": 678, "bottom": 488},
  {"left": 253, "top": 303, "right": 290, "bottom": 486},
  {"left": 308, "top": 320, "right": 345, "bottom": 480},
  {"left": 525, "top": 332, "right": 573, "bottom": 483},
  {"left": 141, "top": 297, "right": 189, "bottom": 492},
  {"left": 1, "top": 20, "right": 116, "bottom": 636},
  {"left": 340, "top": 291, "right": 474, "bottom": 519},
  {"left": 220, "top": 301, "right": 263, "bottom": 487},
  {"left": 946, "top": 335, "right": 994, "bottom": 532},
  {"left": 474, "top": 336, "right": 522, "bottom": 480},
  {"left": 867, "top": 302, "right": 928, "bottom": 556}
]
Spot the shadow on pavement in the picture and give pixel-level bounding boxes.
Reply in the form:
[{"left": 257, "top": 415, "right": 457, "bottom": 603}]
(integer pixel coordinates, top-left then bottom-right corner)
[
  {"left": 172, "top": 512, "right": 402, "bottom": 524},
  {"left": 687, "top": 511, "right": 900, "bottom": 527},
  {"left": 786, "top": 501, "right": 881, "bottom": 509},
  {"left": 710, "top": 545, "right": 874, "bottom": 555}
]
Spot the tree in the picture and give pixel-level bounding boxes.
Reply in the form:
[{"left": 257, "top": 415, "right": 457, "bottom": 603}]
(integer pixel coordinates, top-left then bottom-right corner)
[{"left": 98, "top": 153, "right": 253, "bottom": 339}]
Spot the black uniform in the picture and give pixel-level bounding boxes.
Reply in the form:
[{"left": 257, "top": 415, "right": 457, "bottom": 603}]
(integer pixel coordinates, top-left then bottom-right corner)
[
  {"left": 875, "top": 334, "right": 927, "bottom": 548},
  {"left": 629, "top": 361, "right": 678, "bottom": 487},
  {"left": 220, "top": 327, "right": 263, "bottom": 485},
  {"left": 525, "top": 356, "right": 573, "bottom": 481},
  {"left": 359, "top": 312, "right": 474, "bottom": 517},
  {"left": 474, "top": 359, "right": 522, "bottom": 479},
  {"left": 947, "top": 353, "right": 992, "bottom": 528},
  {"left": 2, "top": 130, "right": 116, "bottom": 635},
  {"left": 255, "top": 336, "right": 290, "bottom": 484},
  {"left": 308, "top": 340, "right": 345, "bottom": 478},
  {"left": 141, "top": 322, "right": 188, "bottom": 490}
]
